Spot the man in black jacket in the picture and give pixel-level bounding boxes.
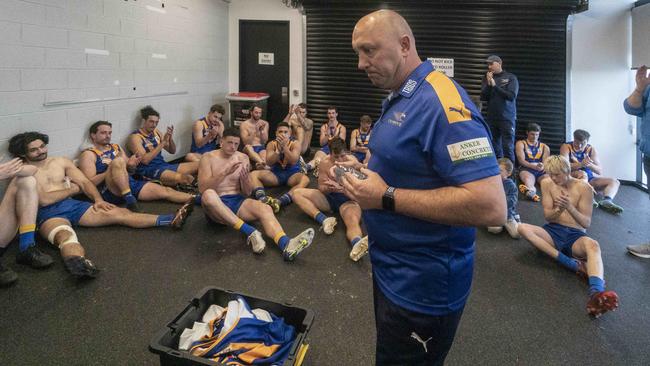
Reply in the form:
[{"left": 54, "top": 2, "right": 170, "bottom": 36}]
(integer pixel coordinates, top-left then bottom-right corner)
[{"left": 481, "top": 55, "right": 519, "bottom": 163}]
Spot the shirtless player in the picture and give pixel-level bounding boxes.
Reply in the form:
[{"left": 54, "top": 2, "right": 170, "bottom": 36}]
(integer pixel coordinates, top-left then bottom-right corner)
[
  {"left": 198, "top": 127, "right": 314, "bottom": 261},
  {"left": 239, "top": 104, "right": 270, "bottom": 170},
  {"left": 9, "top": 132, "right": 191, "bottom": 278},
  {"left": 518, "top": 155, "right": 619, "bottom": 317}
]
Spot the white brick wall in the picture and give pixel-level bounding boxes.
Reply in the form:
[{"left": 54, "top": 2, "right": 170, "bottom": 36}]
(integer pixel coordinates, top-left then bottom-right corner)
[
  {"left": 0, "top": 69, "right": 20, "bottom": 91},
  {"left": 0, "top": 20, "right": 21, "bottom": 44},
  {"left": 22, "top": 24, "right": 68, "bottom": 48},
  {"left": 0, "top": 0, "right": 229, "bottom": 177},
  {"left": 21, "top": 69, "right": 68, "bottom": 90}
]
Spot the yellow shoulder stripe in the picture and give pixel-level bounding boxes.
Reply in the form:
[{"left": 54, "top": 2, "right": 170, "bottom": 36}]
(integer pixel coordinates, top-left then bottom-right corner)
[{"left": 425, "top": 71, "right": 472, "bottom": 124}]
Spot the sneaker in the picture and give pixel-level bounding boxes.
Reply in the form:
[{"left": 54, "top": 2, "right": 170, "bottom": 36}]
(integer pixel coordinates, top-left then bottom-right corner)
[
  {"left": 598, "top": 199, "right": 623, "bottom": 215},
  {"left": 63, "top": 256, "right": 99, "bottom": 279},
  {"left": 262, "top": 196, "right": 280, "bottom": 214},
  {"left": 16, "top": 246, "right": 54, "bottom": 269},
  {"left": 586, "top": 290, "right": 619, "bottom": 318},
  {"left": 298, "top": 156, "right": 308, "bottom": 174},
  {"left": 575, "top": 260, "right": 588, "bottom": 283},
  {"left": 171, "top": 199, "right": 194, "bottom": 230},
  {"left": 592, "top": 199, "right": 599, "bottom": 208},
  {"left": 487, "top": 226, "right": 503, "bottom": 234},
  {"left": 176, "top": 183, "right": 198, "bottom": 194},
  {"left": 525, "top": 190, "right": 540, "bottom": 202},
  {"left": 283, "top": 228, "right": 315, "bottom": 262},
  {"left": 504, "top": 219, "right": 521, "bottom": 239},
  {"left": 0, "top": 262, "right": 18, "bottom": 287},
  {"left": 349, "top": 236, "right": 369, "bottom": 261},
  {"left": 627, "top": 243, "right": 650, "bottom": 259},
  {"left": 247, "top": 230, "right": 266, "bottom": 254},
  {"left": 322, "top": 217, "right": 337, "bottom": 235},
  {"left": 518, "top": 184, "right": 528, "bottom": 194}
]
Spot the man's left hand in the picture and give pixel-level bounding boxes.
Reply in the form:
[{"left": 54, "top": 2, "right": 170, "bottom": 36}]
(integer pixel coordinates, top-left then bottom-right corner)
[
  {"left": 340, "top": 167, "right": 387, "bottom": 210},
  {"left": 93, "top": 200, "right": 115, "bottom": 212}
]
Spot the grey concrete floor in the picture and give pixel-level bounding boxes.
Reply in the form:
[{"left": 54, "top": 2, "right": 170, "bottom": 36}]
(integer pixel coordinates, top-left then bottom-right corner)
[{"left": 0, "top": 184, "right": 648, "bottom": 365}]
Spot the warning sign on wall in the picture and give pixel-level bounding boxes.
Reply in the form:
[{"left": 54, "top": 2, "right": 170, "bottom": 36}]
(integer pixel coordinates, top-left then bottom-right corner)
[
  {"left": 428, "top": 58, "right": 454, "bottom": 77},
  {"left": 258, "top": 52, "right": 275, "bottom": 65}
]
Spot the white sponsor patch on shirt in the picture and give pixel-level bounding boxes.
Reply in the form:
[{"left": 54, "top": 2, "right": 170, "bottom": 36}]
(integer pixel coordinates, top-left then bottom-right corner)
[
  {"left": 402, "top": 79, "right": 417, "bottom": 94},
  {"left": 447, "top": 137, "right": 494, "bottom": 164}
]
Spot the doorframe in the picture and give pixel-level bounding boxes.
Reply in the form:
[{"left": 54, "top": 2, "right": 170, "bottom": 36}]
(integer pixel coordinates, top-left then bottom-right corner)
[{"left": 238, "top": 19, "right": 290, "bottom": 91}]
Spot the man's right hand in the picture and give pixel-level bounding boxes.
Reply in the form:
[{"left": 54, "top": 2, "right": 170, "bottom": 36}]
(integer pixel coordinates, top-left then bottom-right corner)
[
  {"left": 0, "top": 157, "right": 23, "bottom": 180},
  {"left": 226, "top": 161, "right": 243, "bottom": 176},
  {"left": 127, "top": 154, "right": 141, "bottom": 170},
  {"left": 162, "top": 132, "right": 171, "bottom": 148},
  {"left": 636, "top": 65, "right": 649, "bottom": 92},
  {"left": 207, "top": 126, "right": 219, "bottom": 140},
  {"left": 486, "top": 72, "right": 496, "bottom": 87},
  {"left": 68, "top": 182, "right": 81, "bottom": 195}
]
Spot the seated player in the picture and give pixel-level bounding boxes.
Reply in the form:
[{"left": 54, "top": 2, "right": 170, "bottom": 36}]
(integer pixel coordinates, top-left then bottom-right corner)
[
  {"left": 487, "top": 158, "right": 520, "bottom": 239},
  {"left": 518, "top": 155, "right": 619, "bottom": 318},
  {"left": 560, "top": 129, "right": 623, "bottom": 214},
  {"left": 0, "top": 158, "right": 53, "bottom": 286},
  {"left": 198, "top": 127, "right": 314, "bottom": 261},
  {"left": 79, "top": 121, "right": 198, "bottom": 212},
  {"left": 9, "top": 132, "right": 192, "bottom": 278},
  {"left": 515, "top": 123, "right": 550, "bottom": 202},
  {"left": 292, "top": 138, "right": 368, "bottom": 261},
  {"left": 127, "top": 105, "right": 199, "bottom": 189},
  {"left": 240, "top": 104, "right": 270, "bottom": 170},
  {"left": 306, "top": 106, "right": 347, "bottom": 175},
  {"left": 185, "top": 104, "right": 225, "bottom": 162},
  {"left": 249, "top": 122, "right": 310, "bottom": 213},
  {"left": 285, "top": 103, "right": 314, "bottom": 157},
  {"left": 350, "top": 115, "right": 372, "bottom": 163}
]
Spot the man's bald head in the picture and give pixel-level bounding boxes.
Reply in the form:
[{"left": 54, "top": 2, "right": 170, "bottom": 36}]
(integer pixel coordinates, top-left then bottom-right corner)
[
  {"left": 352, "top": 10, "right": 421, "bottom": 91},
  {"left": 354, "top": 10, "right": 415, "bottom": 48}
]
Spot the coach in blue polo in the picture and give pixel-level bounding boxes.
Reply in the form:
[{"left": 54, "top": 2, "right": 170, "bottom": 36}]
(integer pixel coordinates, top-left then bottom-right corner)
[{"left": 345, "top": 9, "right": 506, "bottom": 366}]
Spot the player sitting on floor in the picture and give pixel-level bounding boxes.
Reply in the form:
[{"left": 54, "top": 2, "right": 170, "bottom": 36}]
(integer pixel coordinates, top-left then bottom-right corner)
[
  {"left": 79, "top": 121, "right": 198, "bottom": 213},
  {"left": 517, "top": 155, "right": 619, "bottom": 318},
  {"left": 0, "top": 158, "right": 53, "bottom": 286},
  {"left": 560, "top": 129, "right": 623, "bottom": 215},
  {"left": 305, "top": 106, "right": 347, "bottom": 176},
  {"left": 240, "top": 104, "right": 270, "bottom": 170},
  {"left": 185, "top": 104, "right": 225, "bottom": 162},
  {"left": 350, "top": 114, "right": 372, "bottom": 164},
  {"left": 515, "top": 123, "right": 550, "bottom": 202},
  {"left": 292, "top": 137, "right": 368, "bottom": 261},
  {"left": 487, "top": 158, "right": 521, "bottom": 238},
  {"left": 127, "top": 105, "right": 199, "bottom": 190},
  {"left": 198, "top": 127, "right": 314, "bottom": 261},
  {"left": 9, "top": 132, "right": 192, "bottom": 279},
  {"left": 249, "top": 122, "right": 310, "bottom": 213}
]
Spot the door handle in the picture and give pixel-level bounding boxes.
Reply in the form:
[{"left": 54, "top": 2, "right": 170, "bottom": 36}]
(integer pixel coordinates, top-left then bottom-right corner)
[{"left": 281, "top": 86, "right": 288, "bottom": 104}]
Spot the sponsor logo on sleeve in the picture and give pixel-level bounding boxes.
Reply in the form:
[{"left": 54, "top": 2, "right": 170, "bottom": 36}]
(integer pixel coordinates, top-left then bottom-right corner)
[
  {"left": 447, "top": 137, "right": 494, "bottom": 164},
  {"left": 386, "top": 111, "right": 406, "bottom": 127}
]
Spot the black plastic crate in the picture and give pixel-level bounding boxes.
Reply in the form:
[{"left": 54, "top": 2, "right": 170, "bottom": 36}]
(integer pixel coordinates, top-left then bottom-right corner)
[{"left": 149, "top": 287, "right": 314, "bottom": 366}]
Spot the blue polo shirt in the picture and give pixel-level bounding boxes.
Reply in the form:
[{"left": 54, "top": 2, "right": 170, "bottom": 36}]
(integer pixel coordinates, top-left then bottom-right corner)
[
  {"left": 364, "top": 61, "right": 500, "bottom": 316},
  {"left": 624, "top": 85, "right": 650, "bottom": 156}
]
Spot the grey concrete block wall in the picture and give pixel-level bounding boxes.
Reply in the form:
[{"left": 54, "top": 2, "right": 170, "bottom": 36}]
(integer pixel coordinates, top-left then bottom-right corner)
[{"left": 0, "top": 0, "right": 229, "bottom": 173}]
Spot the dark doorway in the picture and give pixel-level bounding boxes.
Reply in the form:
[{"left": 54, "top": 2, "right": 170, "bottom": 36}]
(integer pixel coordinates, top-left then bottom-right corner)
[{"left": 239, "top": 20, "right": 290, "bottom": 136}]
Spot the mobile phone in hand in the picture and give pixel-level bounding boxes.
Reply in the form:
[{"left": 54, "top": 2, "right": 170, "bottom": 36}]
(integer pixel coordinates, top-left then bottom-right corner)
[{"left": 334, "top": 165, "right": 367, "bottom": 184}]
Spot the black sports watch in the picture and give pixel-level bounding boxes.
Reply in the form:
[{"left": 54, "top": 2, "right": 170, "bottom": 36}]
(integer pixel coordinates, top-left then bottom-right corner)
[{"left": 382, "top": 186, "right": 396, "bottom": 211}]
